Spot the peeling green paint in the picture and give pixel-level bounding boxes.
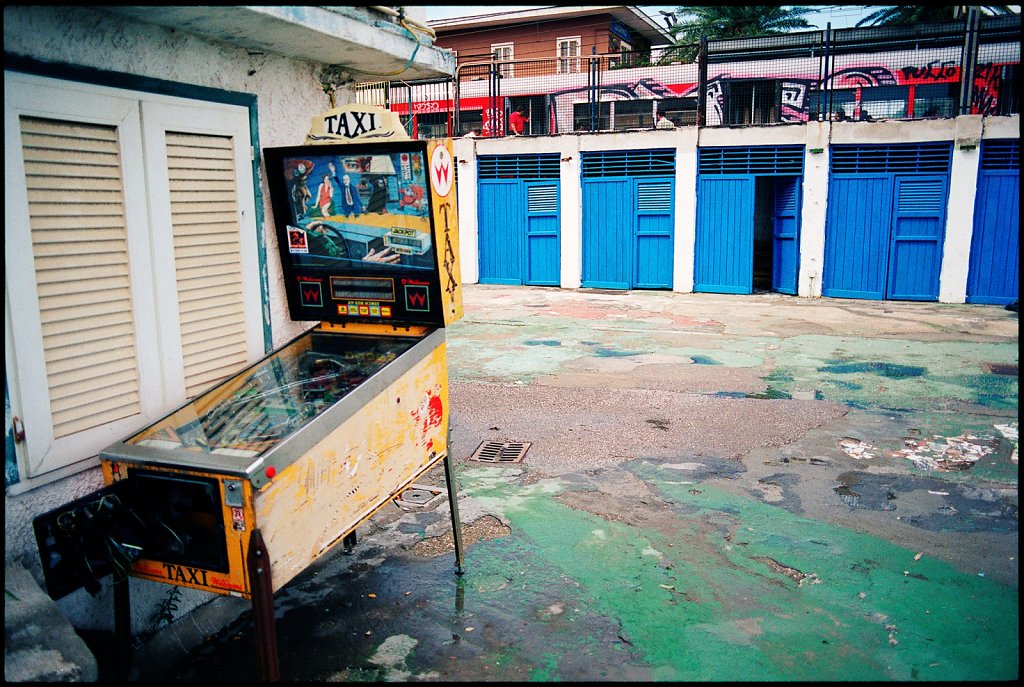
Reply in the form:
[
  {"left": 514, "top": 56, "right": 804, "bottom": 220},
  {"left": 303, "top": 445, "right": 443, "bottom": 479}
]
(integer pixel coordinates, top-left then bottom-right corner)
[{"left": 457, "top": 465, "right": 1019, "bottom": 681}]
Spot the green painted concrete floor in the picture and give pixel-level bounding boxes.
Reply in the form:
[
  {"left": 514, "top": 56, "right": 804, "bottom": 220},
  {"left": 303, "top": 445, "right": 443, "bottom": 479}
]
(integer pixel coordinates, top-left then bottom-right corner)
[{"left": 159, "top": 285, "right": 1017, "bottom": 682}]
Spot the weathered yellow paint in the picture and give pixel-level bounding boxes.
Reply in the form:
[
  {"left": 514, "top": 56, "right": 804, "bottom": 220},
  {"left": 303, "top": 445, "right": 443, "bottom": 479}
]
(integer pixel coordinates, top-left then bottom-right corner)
[
  {"left": 318, "top": 321, "right": 431, "bottom": 337},
  {"left": 100, "top": 462, "right": 257, "bottom": 597},
  {"left": 426, "top": 138, "right": 463, "bottom": 325},
  {"left": 254, "top": 340, "right": 450, "bottom": 592}
]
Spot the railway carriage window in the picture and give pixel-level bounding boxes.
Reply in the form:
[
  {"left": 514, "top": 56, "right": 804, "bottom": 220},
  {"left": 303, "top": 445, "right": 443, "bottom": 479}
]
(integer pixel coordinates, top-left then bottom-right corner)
[
  {"left": 613, "top": 99, "right": 655, "bottom": 130},
  {"left": 859, "top": 85, "right": 909, "bottom": 120},
  {"left": 914, "top": 84, "right": 958, "bottom": 118},
  {"left": 456, "top": 110, "right": 483, "bottom": 137},
  {"left": 658, "top": 97, "right": 697, "bottom": 126},
  {"left": 725, "top": 80, "right": 781, "bottom": 125},
  {"left": 573, "top": 101, "right": 611, "bottom": 131},
  {"left": 415, "top": 112, "right": 449, "bottom": 139}
]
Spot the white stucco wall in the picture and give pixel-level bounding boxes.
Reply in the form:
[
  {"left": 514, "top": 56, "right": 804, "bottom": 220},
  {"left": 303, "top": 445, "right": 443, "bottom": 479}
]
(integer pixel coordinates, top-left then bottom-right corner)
[
  {"left": 2, "top": 3, "right": 355, "bottom": 635},
  {"left": 800, "top": 122, "right": 831, "bottom": 297},
  {"left": 4, "top": 5, "right": 342, "bottom": 351},
  {"left": 452, "top": 116, "right": 1017, "bottom": 302}
]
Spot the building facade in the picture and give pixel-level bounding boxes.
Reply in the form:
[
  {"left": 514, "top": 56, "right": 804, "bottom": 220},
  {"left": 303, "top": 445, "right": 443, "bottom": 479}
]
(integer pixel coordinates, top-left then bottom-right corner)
[
  {"left": 431, "top": 5, "right": 671, "bottom": 71},
  {"left": 4, "top": 3, "right": 453, "bottom": 636}
]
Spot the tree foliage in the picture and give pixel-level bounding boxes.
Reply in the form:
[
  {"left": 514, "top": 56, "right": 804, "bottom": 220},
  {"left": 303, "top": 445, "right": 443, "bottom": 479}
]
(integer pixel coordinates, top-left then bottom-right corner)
[
  {"left": 854, "top": 5, "right": 1017, "bottom": 27},
  {"left": 659, "top": 6, "right": 813, "bottom": 64}
]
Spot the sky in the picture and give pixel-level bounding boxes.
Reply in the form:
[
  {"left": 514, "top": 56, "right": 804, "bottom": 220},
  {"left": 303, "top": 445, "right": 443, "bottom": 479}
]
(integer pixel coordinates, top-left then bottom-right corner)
[{"left": 422, "top": 5, "right": 884, "bottom": 30}]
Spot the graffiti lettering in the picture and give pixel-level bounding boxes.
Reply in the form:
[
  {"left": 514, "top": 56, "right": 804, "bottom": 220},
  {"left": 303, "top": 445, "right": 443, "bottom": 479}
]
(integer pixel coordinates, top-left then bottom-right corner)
[
  {"left": 704, "top": 78, "right": 725, "bottom": 126},
  {"left": 972, "top": 62, "right": 1004, "bottom": 116},
  {"left": 781, "top": 81, "right": 812, "bottom": 122},
  {"left": 830, "top": 66, "right": 898, "bottom": 88},
  {"left": 900, "top": 60, "right": 958, "bottom": 82}
]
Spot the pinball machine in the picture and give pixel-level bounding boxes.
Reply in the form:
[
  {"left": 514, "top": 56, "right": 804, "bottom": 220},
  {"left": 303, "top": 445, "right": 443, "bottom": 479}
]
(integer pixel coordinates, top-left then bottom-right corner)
[{"left": 33, "top": 105, "right": 464, "bottom": 680}]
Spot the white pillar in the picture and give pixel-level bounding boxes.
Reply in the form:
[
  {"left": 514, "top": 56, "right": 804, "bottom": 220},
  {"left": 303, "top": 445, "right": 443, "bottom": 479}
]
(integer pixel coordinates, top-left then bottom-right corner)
[
  {"left": 938, "top": 115, "right": 983, "bottom": 303},
  {"left": 673, "top": 127, "right": 699, "bottom": 292},
  {"left": 452, "top": 137, "right": 478, "bottom": 284},
  {"left": 799, "top": 121, "right": 831, "bottom": 297},
  {"left": 560, "top": 136, "right": 583, "bottom": 288}
]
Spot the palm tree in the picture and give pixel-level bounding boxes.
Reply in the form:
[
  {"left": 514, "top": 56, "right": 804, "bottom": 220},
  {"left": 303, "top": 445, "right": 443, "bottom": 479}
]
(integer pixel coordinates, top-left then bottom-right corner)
[
  {"left": 855, "top": 5, "right": 1017, "bottom": 26},
  {"left": 659, "top": 6, "right": 813, "bottom": 64}
]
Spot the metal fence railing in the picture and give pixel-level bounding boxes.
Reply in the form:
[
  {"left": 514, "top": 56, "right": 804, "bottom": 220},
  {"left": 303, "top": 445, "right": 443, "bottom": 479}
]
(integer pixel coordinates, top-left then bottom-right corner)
[{"left": 365, "top": 13, "right": 1020, "bottom": 138}]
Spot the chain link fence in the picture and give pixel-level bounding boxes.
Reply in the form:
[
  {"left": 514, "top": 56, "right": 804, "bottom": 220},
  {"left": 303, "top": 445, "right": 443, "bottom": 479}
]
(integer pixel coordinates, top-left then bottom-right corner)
[{"left": 355, "top": 14, "right": 1019, "bottom": 138}]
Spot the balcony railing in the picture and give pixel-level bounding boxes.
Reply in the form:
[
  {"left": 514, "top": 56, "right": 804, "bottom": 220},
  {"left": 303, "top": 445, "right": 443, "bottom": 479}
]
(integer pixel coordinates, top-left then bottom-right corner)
[{"left": 351, "top": 14, "right": 1019, "bottom": 138}]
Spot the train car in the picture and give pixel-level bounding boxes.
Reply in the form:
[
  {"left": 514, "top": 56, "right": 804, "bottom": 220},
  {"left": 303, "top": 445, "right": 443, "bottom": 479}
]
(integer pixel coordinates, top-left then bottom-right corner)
[{"left": 390, "top": 35, "right": 1019, "bottom": 137}]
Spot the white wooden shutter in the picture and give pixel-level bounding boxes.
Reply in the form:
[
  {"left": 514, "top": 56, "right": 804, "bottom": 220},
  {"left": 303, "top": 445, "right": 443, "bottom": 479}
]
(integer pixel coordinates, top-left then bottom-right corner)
[
  {"left": 21, "top": 116, "right": 142, "bottom": 437},
  {"left": 6, "top": 73, "right": 261, "bottom": 487},
  {"left": 166, "top": 131, "right": 250, "bottom": 396}
]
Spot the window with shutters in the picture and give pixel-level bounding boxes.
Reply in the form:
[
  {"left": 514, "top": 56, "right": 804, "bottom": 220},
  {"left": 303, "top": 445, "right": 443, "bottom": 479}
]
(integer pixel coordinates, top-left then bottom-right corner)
[
  {"left": 5, "top": 72, "right": 262, "bottom": 489},
  {"left": 557, "top": 37, "right": 581, "bottom": 74},
  {"left": 491, "top": 43, "right": 514, "bottom": 78}
]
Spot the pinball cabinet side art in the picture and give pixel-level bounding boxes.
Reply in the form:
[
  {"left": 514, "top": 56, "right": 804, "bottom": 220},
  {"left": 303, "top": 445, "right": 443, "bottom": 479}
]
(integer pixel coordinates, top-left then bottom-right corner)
[{"left": 32, "top": 105, "right": 465, "bottom": 681}]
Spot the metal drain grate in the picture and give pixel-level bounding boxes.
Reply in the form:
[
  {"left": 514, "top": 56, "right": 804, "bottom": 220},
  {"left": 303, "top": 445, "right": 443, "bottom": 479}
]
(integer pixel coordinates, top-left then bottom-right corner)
[
  {"left": 982, "top": 362, "right": 1018, "bottom": 376},
  {"left": 395, "top": 484, "right": 444, "bottom": 509},
  {"left": 469, "top": 440, "right": 531, "bottom": 464}
]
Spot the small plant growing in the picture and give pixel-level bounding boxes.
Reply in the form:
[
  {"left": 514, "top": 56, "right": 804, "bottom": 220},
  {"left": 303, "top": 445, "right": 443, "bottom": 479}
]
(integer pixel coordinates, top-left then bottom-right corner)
[{"left": 151, "top": 586, "right": 183, "bottom": 632}]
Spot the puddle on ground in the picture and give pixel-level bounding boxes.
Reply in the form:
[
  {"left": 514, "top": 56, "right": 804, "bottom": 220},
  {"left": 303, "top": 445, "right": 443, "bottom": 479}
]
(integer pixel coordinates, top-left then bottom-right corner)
[
  {"left": 831, "top": 470, "right": 1017, "bottom": 530},
  {"left": 817, "top": 361, "right": 927, "bottom": 379}
]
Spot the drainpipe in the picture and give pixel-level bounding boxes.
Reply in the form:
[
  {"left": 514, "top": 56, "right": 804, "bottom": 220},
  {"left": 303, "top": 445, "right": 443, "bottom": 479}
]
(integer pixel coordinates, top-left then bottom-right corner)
[
  {"left": 696, "top": 33, "right": 707, "bottom": 128},
  {"left": 821, "top": 23, "right": 831, "bottom": 122},
  {"left": 958, "top": 7, "right": 981, "bottom": 115}
]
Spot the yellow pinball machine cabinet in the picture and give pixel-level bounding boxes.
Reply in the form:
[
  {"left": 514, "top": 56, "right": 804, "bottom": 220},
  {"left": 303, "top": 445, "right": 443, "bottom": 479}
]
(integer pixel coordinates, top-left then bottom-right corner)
[{"left": 32, "top": 106, "right": 464, "bottom": 680}]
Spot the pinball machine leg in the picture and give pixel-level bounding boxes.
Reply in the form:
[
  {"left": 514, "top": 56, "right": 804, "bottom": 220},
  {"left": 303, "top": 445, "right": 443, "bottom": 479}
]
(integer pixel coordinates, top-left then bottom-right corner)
[
  {"left": 113, "top": 574, "right": 132, "bottom": 680},
  {"left": 247, "top": 528, "right": 280, "bottom": 682},
  {"left": 442, "top": 446, "right": 465, "bottom": 576}
]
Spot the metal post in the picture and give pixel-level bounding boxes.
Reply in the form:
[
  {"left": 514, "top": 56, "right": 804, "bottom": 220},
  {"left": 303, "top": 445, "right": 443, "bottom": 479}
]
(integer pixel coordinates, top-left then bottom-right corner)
[
  {"left": 588, "top": 48, "right": 598, "bottom": 132},
  {"left": 443, "top": 427, "right": 465, "bottom": 575},
  {"left": 821, "top": 23, "right": 832, "bottom": 122},
  {"left": 113, "top": 575, "right": 132, "bottom": 681},
  {"left": 247, "top": 529, "right": 280, "bottom": 682},
  {"left": 959, "top": 7, "right": 981, "bottom": 115},
  {"left": 453, "top": 64, "right": 464, "bottom": 136},
  {"left": 696, "top": 34, "right": 707, "bottom": 127}
]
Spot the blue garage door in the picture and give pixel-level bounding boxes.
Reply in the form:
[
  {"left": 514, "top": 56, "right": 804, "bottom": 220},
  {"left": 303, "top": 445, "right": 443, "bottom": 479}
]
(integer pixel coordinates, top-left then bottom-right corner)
[
  {"left": 824, "top": 143, "right": 951, "bottom": 301},
  {"left": 581, "top": 150, "right": 675, "bottom": 290},
  {"left": 695, "top": 146, "right": 803, "bottom": 294},
  {"left": 478, "top": 155, "right": 560, "bottom": 286},
  {"left": 967, "top": 139, "right": 1019, "bottom": 305},
  {"left": 695, "top": 175, "right": 754, "bottom": 293}
]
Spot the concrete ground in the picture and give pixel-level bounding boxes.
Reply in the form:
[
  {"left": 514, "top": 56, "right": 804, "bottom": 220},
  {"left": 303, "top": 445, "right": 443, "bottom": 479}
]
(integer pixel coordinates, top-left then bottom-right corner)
[{"left": 102, "top": 286, "right": 1019, "bottom": 680}]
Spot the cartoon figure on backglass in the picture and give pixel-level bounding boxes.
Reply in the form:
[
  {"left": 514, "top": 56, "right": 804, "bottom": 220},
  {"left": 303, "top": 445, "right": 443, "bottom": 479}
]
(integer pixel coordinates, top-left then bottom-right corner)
[{"left": 282, "top": 148, "right": 434, "bottom": 269}]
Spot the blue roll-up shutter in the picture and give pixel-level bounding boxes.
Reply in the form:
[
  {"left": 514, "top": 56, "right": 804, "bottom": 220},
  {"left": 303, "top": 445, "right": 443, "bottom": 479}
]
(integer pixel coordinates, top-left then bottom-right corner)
[
  {"left": 772, "top": 178, "right": 801, "bottom": 295},
  {"left": 635, "top": 180, "right": 674, "bottom": 288},
  {"left": 825, "top": 143, "right": 951, "bottom": 301},
  {"left": 581, "top": 150, "right": 675, "bottom": 290},
  {"left": 477, "top": 179, "right": 523, "bottom": 284},
  {"left": 582, "top": 178, "right": 633, "bottom": 289},
  {"left": 823, "top": 175, "right": 892, "bottom": 299},
  {"left": 477, "top": 155, "right": 560, "bottom": 286},
  {"left": 694, "top": 175, "right": 754, "bottom": 294},
  {"left": 967, "top": 140, "right": 1019, "bottom": 305},
  {"left": 888, "top": 176, "right": 947, "bottom": 300},
  {"left": 525, "top": 182, "right": 560, "bottom": 286}
]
